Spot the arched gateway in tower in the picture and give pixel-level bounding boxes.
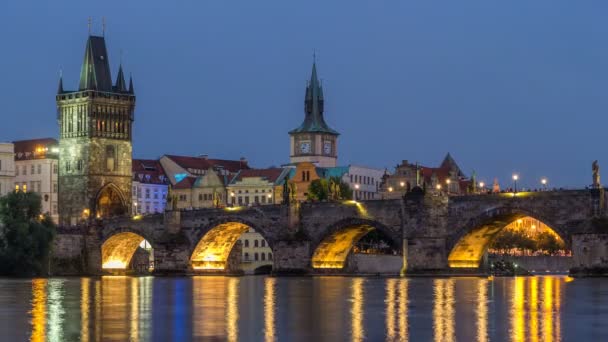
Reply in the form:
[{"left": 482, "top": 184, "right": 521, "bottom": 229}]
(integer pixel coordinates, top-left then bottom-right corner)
[{"left": 56, "top": 34, "right": 135, "bottom": 225}]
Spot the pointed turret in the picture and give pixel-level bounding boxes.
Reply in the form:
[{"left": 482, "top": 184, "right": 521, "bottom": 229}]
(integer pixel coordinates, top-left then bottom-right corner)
[
  {"left": 78, "top": 35, "right": 113, "bottom": 92},
  {"left": 290, "top": 61, "right": 338, "bottom": 135},
  {"left": 57, "top": 75, "right": 64, "bottom": 94},
  {"left": 128, "top": 74, "right": 135, "bottom": 94},
  {"left": 114, "top": 64, "right": 127, "bottom": 92}
]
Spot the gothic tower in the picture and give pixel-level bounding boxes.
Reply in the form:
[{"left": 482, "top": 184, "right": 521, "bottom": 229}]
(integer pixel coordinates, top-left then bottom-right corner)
[
  {"left": 289, "top": 61, "right": 339, "bottom": 167},
  {"left": 56, "top": 35, "right": 135, "bottom": 225}
]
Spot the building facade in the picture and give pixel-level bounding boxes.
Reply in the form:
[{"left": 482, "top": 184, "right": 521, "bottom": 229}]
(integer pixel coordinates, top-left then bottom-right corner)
[
  {"left": 239, "top": 227, "right": 273, "bottom": 274},
  {"left": 57, "top": 35, "right": 135, "bottom": 224},
  {"left": 0, "top": 143, "right": 15, "bottom": 197},
  {"left": 132, "top": 159, "right": 168, "bottom": 215},
  {"left": 341, "top": 165, "right": 385, "bottom": 201},
  {"left": 379, "top": 153, "right": 473, "bottom": 199},
  {"left": 13, "top": 139, "right": 60, "bottom": 222},
  {"left": 227, "top": 168, "right": 289, "bottom": 206},
  {"left": 289, "top": 61, "right": 339, "bottom": 167}
]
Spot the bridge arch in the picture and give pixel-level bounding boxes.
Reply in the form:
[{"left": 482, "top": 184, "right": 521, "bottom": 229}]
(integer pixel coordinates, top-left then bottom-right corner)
[
  {"left": 101, "top": 228, "right": 155, "bottom": 270},
  {"left": 189, "top": 217, "right": 275, "bottom": 271},
  {"left": 311, "top": 217, "right": 401, "bottom": 269},
  {"left": 447, "top": 206, "right": 569, "bottom": 268}
]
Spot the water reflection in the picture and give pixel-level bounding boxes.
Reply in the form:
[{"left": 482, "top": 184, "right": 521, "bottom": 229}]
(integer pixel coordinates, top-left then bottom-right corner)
[
  {"left": 30, "top": 279, "right": 47, "bottom": 342},
  {"left": 15, "top": 276, "right": 587, "bottom": 341},
  {"left": 476, "top": 279, "right": 488, "bottom": 342},
  {"left": 264, "top": 277, "right": 276, "bottom": 342},
  {"left": 433, "top": 279, "right": 455, "bottom": 342},
  {"left": 351, "top": 278, "right": 365, "bottom": 341}
]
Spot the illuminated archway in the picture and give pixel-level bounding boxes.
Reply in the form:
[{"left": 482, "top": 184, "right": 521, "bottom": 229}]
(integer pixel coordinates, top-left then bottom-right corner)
[
  {"left": 311, "top": 219, "right": 400, "bottom": 269},
  {"left": 101, "top": 232, "right": 152, "bottom": 270},
  {"left": 190, "top": 221, "right": 272, "bottom": 271},
  {"left": 448, "top": 211, "right": 567, "bottom": 268},
  {"left": 96, "top": 183, "right": 127, "bottom": 219}
]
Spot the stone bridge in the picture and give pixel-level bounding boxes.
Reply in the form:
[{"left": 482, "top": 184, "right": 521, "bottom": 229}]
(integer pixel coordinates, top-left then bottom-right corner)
[{"left": 51, "top": 189, "right": 608, "bottom": 275}]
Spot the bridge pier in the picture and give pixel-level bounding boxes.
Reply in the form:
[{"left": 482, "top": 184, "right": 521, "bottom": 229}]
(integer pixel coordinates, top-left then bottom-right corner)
[{"left": 272, "top": 240, "right": 311, "bottom": 275}]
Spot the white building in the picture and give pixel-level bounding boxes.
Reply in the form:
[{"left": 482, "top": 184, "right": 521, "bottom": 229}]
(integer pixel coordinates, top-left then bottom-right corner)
[
  {"left": 0, "top": 143, "right": 15, "bottom": 197},
  {"left": 132, "top": 159, "right": 169, "bottom": 215},
  {"left": 13, "top": 139, "right": 59, "bottom": 222},
  {"left": 315, "top": 165, "right": 385, "bottom": 201},
  {"left": 239, "top": 227, "right": 273, "bottom": 274}
]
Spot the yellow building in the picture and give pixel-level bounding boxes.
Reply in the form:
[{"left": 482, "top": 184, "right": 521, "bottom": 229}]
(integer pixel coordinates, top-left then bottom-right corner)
[{"left": 226, "top": 168, "right": 290, "bottom": 206}]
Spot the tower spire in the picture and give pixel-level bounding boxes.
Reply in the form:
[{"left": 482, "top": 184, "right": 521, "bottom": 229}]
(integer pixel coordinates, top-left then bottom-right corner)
[
  {"left": 57, "top": 69, "right": 64, "bottom": 94},
  {"left": 115, "top": 63, "right": 127, "bottom": 92},
  {"left": 128, "top": 73, "right": 135, "bottom": 94}
]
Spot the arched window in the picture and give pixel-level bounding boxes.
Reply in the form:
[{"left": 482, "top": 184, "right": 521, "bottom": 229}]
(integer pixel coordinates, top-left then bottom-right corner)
[
  {"left": 244, "top": 252, "right": 249, "bottom": 261},
  {"left": 254, "top": 240, "right": 259, "bottom": 248},
  {"left": 106, "top": 145, "right": 116, "bottom": 171},
  {"left": 244, "top": 240, "right": 249, "bottom": 247},
  {"left": 254, "top": 253, "right": 259, "bottom": 261},
  {"left": 261, "top": 253, "right": 266, "bottom": 261},
  {"left": 261, "top": 240, "right": 266, "bottom": 247}
]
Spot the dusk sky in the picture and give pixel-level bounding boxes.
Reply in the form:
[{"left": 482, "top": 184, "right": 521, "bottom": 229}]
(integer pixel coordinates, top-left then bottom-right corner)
[{"left": 1, "top": 1, "right": 607, "bottom": 188}]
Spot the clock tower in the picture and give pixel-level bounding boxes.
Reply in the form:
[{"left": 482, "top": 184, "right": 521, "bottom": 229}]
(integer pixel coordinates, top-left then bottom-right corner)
[{"left": 289, "top": 61, "right": 339, "bottom": 167}]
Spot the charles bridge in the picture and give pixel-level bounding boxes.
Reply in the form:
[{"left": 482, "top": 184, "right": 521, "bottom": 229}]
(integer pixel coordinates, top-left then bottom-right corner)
[{"left": 51, "top": 188, "right": 608, "bottom": 275}]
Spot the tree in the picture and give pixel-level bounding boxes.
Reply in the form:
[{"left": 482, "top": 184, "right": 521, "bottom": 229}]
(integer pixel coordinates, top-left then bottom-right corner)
[
  {"left": 307, "top": 177, "right": 353, "bottom": 201},
  {"left": 0, "top": 192, "right": 56, "bottom": 276}
]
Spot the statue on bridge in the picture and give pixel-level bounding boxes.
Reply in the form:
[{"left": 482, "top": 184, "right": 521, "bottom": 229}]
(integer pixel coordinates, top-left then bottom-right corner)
[{"left": 593, "top": 160, "right": 601, "bottom": 189}]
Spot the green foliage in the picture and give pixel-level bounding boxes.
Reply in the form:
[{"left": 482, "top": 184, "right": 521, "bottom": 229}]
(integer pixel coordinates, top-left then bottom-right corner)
[
  {"left": 307, "top": 177, "right": 352, "bottom": 201},
  {"left": 0, "top": 192, "right": 56, "bottom": 276}
]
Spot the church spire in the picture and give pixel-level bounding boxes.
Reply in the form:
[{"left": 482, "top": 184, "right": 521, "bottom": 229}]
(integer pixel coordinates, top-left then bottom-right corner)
[
  {"left": 128, "top": 74, "right": 135, "bottom": 94},
  {"left": 289, "top": 59, "right": 338, "bottom": 135},
  {"left": 57, "top": 72, "right": 64, "bottom": 94},
  {"left": 79, "top": 35, "right": 113, "bottom": 91},
  {"left": 114, "top": 64, "right": 127, "bottom": 92}
]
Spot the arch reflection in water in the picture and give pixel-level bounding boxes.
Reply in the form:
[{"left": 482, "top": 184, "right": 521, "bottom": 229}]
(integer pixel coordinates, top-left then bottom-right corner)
[
  {"left": 351, "top": 278, "right": 365, "bottom": 342},
  {"left": 192, "top": 277, "right": 240, "bottom": 340},
  {"left": 433, "top": 279, "right": 455, "bottom": 342},
  {"left": 264, "top": 277, "right": 276, "bottom": 342},
  {"left": 510, "top": 276, "right": 562, "bottom": 342},
  {"left": 385, "top": 278, "right": 409, "bottom": 341}
]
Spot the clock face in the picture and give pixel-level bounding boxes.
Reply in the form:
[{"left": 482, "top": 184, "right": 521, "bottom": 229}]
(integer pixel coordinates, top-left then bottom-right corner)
[
  {"left": 300, "top": 142, "right": 311, "bottom": 154},
  {"left": 323, "top": 141, "right": 332, "bottom": 155}
]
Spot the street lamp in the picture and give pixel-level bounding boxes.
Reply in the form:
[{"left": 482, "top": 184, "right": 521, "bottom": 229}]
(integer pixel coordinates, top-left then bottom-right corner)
[
  {"left": 436, "top": 184, "right": 442, "bottom": 191},
  {"left": 479, "top": 182, "right": 485, "bottom": 194},
  {"left": 541, "top": 178, "right": 547, "bottom": 191},
  {"left": 446, "top": 179, "right": 451, "bottom": 194},
  {"left": 388, "top": 186, "right": 393, "bottom": 192},
  {"left": 354, "top": 184, "right": 360, "bottom": 201},
  {"left": 512, "top": 174, "right": 519, "bottom": 193},
  {"left": 267, "top": 193, "right": 272, "bottom": 204},
  {"left": 400, "top": 181, "right": 405, "bottom": 188}
]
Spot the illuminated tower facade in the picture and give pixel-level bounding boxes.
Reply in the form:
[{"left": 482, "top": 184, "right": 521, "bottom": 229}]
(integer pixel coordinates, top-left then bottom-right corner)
[
  {"left": 56, "top": 35, "right": 135, "bottom": 224},
  {"left": 289, "top": 61, "right": 339, "bottom": 167}
]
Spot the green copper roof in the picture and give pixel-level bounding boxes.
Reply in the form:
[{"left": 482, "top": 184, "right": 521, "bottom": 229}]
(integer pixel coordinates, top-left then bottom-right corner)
[
  {"left": 289, "top": 62, "right": 339, "bottom": 135},
  {"left": 79, "top": 36, "right": 114, "bottom": 92}
]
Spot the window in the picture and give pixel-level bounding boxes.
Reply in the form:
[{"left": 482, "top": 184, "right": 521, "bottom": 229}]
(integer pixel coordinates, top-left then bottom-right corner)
[
  {"left": 244, "top": 252, "right": 249, "bottom": 261},
  {"left": 254, "top": 253, "right": 259, "bottom": 261},
  {"left": 15, "top": 184, "right": 19, "bottom": 192},
  {"left": 268, "top": 253, "right": 272, "bottom": 260},
  {"left": 245, "top": 197, "right": 250, "bottom": 205},
  {"left": 53, "top": 183, "right": 58, "bottom": 193},
  {"left": 77, "top": 159, "right": 83, "bottom": 171},
  {"left": 261, "top": 196, "right": 266, "bottom": 204},
  {"left": 261, "top": 253, "right": 266, "bottom": 261},
  {"left": 31, "top": 165, "right": 35, "bottom": 175},
  {"left": 198, "top": 194, "right": 203, "bottom": 201},
  {"left": 145, "top": 189, "right": 150, "bottom": 199},
  {"left": 105, "top": 145, "right": 116, "bottom": 171},
  {"left": 238, "top": 196, "right": 243, "bottom": 205},
  {"left": 261, "top": 240, "right": 266, "bottom": 247},
  {"left": 37, "top": 164, "right": 41, "bottom": 174},
  {"left": 254, "top": 240, "right": 259, "bottom": 247},
  {"left": 0, "top": 160, "right": 2, "bottom": 170},
  {"left": 65, "top": 161, "right": 71, "bottom": 172},
  {"left": 254, "top": 196, "right": 259, "bottom": 204},
  {"left": 244, "top": 240, "right": 249, "bottom": 247},
  {"left": 53, "top": 164, "right": 58, "bottom": 174},
  {"left": 52, "top": 204, "right": 57, "bottom": 214},
  {"left": 137, "top": 188, "right": 142, "bottom": 198}
]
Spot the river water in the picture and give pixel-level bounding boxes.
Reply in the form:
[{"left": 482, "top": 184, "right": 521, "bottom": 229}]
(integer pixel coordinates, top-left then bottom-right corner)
[{"left": 0, "top": 276, "right": 606, "bottom": 341}]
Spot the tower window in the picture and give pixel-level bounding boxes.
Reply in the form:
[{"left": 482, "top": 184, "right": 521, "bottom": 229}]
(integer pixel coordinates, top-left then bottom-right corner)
[{"left": 105, "top": 145, "right": 116, "bottom": 171}]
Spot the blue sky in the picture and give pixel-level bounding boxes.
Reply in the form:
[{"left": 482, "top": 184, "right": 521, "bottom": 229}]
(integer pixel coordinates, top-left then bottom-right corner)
[{"left": 1, "top": 1, "right": 607, "bottom": 188}]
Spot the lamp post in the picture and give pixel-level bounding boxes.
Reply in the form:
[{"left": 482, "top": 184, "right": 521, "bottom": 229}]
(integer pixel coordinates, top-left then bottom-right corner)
[
  {"left": 479, "top": 182, "right": 485, "bottom": 194},
  {"left": 354, "top": 184, "right": 360, "bottom": 201},
  {"left": 512, "top": 174, "right": 519, "bottom": 193},
  {"left": 436, "top": 184, "right": 442, "bottom": 191},
  {"left": 267, "top": 193, "right": 272, "bottom": 204},
  {"left": 541, "top": 178, "right": 547, "bottom": 191},
  {"left": 446, "top": 179, "right": 451, "bottom": 194}
]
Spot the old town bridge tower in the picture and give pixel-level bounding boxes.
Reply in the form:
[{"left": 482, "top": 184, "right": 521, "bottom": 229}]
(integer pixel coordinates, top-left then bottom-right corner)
[{"left": 56, "top": 35, "right": 135, "bottom": 225}]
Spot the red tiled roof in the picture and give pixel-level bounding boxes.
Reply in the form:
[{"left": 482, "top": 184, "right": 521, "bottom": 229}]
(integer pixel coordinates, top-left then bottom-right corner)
[
  {"left": 13, "top": 138, "right": 58, "bottom": 160},
  {"left": 173, "top": 176, "right": 197, "bottom": 189},
  {"left": 165, "top": 155, "right": 249, "bottom": 173},
  {"left": 132, "top": 159, "right": 168, "bottom": 185},
  {"left": 231, "top": 168, "right": 285, "bottom": 183}
]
